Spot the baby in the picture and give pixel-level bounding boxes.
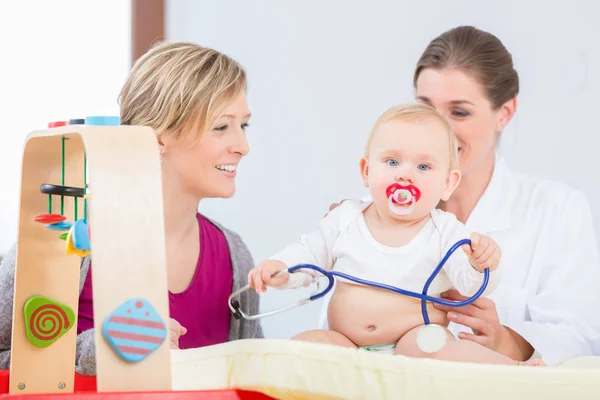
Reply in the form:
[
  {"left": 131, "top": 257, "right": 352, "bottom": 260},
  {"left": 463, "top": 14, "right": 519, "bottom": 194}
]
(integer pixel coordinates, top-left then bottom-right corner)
[{"left": 249, "top": 103, "right": 538, "bottom": 366}]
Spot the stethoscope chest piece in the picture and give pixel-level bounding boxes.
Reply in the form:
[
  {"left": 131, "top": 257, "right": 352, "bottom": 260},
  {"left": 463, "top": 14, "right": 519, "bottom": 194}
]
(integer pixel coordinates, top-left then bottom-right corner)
[{"left": 416, "top": 324, "right": 447, "bottom": 353}]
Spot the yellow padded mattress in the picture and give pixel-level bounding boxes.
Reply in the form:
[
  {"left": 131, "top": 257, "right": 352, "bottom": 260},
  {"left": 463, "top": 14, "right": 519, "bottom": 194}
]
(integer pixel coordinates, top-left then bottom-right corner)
[{"left": 170, "top": 339, "right": 600, "bottom": 399}]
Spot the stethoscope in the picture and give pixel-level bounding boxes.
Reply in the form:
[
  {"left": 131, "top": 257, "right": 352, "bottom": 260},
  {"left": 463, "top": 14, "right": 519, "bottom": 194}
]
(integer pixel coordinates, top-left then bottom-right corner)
[{"left": 228, "top": 238, "right": 490, "bottom": 353}]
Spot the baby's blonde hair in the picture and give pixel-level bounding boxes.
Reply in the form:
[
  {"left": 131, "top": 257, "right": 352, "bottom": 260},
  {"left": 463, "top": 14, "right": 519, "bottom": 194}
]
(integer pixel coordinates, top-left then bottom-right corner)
[
  {"left": 119, "top": 41, "right": 247, "bottom": 142},
  {"left": 364, "top": 103, "right": 459, "bottom": 170}
]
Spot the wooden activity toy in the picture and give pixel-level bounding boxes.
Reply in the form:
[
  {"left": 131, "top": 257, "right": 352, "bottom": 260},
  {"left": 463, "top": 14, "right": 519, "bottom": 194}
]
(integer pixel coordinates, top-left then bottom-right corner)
[{"left": 8, "top": 116, "right": 171, "bottom": 394}]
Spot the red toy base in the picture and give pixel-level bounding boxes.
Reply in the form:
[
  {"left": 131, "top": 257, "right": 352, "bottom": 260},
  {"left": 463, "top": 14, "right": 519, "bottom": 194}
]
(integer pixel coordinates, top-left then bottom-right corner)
[
  {"left": 0, "top": 370, "right": 97, "bottom": 393},
  {"left": 0, "top": 390, "right": 273, "bottom": 399},
  {"left": 0, "top": 371, "right": 273, "bottom": 399}
]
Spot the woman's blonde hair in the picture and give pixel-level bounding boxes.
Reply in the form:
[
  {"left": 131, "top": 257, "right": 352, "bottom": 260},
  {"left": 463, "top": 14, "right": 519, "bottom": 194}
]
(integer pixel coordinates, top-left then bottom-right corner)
[
  {"left": 119, "top": 41, "right": 247, "bottom": 142},
  {"left": 364, "top": 103, "right": 459, "bottom": 170}
]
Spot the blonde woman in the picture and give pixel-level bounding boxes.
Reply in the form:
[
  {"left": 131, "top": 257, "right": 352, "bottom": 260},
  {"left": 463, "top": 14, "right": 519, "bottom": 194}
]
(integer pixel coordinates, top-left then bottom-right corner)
[{"left": 0, "top": 42, "right": 263, "bottom": 375}]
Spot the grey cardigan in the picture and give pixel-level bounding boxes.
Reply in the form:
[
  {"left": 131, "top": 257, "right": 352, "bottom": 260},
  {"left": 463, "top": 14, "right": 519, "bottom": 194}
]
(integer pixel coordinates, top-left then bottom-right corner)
[{"left": 0, "top": 219, "right": 263, "bottom": 375}]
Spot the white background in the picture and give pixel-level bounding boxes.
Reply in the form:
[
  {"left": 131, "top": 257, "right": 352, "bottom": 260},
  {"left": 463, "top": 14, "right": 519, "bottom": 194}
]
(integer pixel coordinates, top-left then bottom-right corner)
[
  {"left": 165, "top": 0, "right": 600, "bottom": 339},
  {"left": 0, "top": 1, "right": 130, "bottom": 251}
]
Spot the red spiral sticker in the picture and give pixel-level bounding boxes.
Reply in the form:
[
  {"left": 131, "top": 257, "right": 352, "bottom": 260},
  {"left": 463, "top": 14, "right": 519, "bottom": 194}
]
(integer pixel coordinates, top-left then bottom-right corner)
[
  {"left": 30, "top": 304, "right": 70, "bottom": 341},
  {"left": 24, "top": 296, "right": 75, "bottom": 348}
]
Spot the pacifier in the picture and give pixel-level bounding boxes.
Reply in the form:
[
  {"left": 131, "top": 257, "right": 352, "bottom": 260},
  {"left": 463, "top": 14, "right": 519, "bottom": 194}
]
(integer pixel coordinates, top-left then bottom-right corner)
[{"left": 386, "top": 183, "right": 421, "bottom": 215}]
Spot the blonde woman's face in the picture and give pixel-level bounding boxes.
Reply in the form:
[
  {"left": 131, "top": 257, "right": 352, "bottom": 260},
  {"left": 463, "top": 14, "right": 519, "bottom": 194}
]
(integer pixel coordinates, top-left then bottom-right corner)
[{"left": 161, "top": 92, "right": 251, "bottom": 200}]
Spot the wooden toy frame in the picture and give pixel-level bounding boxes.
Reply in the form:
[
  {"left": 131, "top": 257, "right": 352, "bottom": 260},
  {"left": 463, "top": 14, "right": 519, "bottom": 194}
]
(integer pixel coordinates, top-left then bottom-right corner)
[{"left": 8, "top": 124, "right": 171, "bottom": 394}]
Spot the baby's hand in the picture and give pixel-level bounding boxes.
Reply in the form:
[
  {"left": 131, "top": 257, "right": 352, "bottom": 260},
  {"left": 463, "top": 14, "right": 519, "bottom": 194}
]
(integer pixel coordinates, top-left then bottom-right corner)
[
  {"left": 248, "top": 260, "right": 289, "bottom": 293},
  {"left": 463, "top": 232, "right": 501, "bottom": 272}
]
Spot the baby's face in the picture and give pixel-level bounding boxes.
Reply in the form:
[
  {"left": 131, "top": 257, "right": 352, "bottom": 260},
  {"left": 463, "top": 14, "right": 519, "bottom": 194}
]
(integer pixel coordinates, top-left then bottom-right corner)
[{"left": 361, "top": 118, "right": 458, "bottom": 220}]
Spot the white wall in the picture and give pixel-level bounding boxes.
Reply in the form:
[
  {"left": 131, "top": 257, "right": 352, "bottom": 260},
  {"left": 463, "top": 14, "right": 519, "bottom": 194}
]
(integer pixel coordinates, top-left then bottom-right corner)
[
  {"left": 165, "top": 0, "right": 600, "bottom": 339},
  {"left": 0, "top": 1, "right": 130, "bottom": 253}
]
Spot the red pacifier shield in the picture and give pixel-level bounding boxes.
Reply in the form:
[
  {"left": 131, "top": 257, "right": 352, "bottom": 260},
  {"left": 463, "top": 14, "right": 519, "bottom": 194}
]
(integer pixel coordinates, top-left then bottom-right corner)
[{"left": 386, "top": 183, "right": 421, "bottom": 203}]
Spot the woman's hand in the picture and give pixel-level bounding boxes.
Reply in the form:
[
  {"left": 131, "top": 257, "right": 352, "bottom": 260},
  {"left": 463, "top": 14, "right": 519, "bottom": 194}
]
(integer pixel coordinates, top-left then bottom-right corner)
[
  {"left": 434, "top": 290, "right": 533, "bottom": 361},
  {"left": 169, "top": 318, "right": 187, "bottom": 349}
]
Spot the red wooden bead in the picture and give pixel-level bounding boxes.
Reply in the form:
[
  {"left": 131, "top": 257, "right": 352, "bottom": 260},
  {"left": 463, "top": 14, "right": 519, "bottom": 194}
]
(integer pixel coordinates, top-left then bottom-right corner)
[{"left": 33, "top": 214, "right": 66, "bottom": 224}]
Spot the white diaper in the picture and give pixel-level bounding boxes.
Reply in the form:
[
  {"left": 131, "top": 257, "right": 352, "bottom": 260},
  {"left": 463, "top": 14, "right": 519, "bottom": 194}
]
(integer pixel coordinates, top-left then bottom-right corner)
[{"left": 357, "top": 343, "right": 396, "bottom": 356}]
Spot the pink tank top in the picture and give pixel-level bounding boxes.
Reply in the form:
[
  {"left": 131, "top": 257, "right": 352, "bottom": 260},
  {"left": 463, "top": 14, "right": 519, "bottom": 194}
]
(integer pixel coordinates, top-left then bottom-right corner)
[{"left": 77, "top": 213, "right": 233, "bottom": 349}]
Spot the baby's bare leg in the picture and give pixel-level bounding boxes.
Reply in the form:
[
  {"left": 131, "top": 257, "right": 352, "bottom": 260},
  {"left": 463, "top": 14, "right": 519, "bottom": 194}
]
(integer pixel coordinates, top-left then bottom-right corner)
[
  {"left": 291, "top": 329, "right": 357, "bottom": 349},
  {"left": 395, "top": 325, "right": 543, "bottom": 366}
]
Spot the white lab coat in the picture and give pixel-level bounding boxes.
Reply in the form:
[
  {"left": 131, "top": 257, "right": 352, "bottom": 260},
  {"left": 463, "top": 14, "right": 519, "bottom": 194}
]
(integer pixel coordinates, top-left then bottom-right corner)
[{"left": 317, "top": 154, "right": 600, "bottom": 366}]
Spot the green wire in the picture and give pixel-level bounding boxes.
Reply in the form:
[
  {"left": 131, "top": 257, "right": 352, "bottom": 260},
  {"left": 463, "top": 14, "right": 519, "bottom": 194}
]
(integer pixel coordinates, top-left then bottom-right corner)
[
  {"left": 61, "top": 136, "right": 65, "bottom": 215},
  {"left": 48, "top": 194, "right": 52, "bottom": 214}
]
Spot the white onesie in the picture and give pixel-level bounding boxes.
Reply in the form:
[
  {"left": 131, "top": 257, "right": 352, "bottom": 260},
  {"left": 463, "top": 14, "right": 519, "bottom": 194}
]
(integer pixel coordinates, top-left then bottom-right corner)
[{"left": 269, "top": 199, "right": 501, "bottom": 298}]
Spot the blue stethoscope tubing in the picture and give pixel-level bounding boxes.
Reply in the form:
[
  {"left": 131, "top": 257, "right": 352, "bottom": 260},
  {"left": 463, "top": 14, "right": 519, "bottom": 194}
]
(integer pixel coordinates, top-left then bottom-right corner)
[{"left": 229, "top": 238, "right": 490, "bottom": 325}]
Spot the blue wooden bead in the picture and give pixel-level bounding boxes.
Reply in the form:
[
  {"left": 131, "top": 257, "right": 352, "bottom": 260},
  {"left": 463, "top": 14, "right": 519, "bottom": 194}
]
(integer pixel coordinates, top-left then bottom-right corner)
[
  {"left": 84, "top": 116, "right": 120, "bottom": 126},
  {"left": 46, "top": 221, "right": 73, "bottom": 231},
  {"left": 72, "top": 219, "right": 90, "bottom": 251}
]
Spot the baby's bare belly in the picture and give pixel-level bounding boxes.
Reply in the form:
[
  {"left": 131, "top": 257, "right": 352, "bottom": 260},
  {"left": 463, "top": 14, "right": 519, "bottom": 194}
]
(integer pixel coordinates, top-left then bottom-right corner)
[{"left": 327, "top": 282, "right": 448, "bottom": 346}]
